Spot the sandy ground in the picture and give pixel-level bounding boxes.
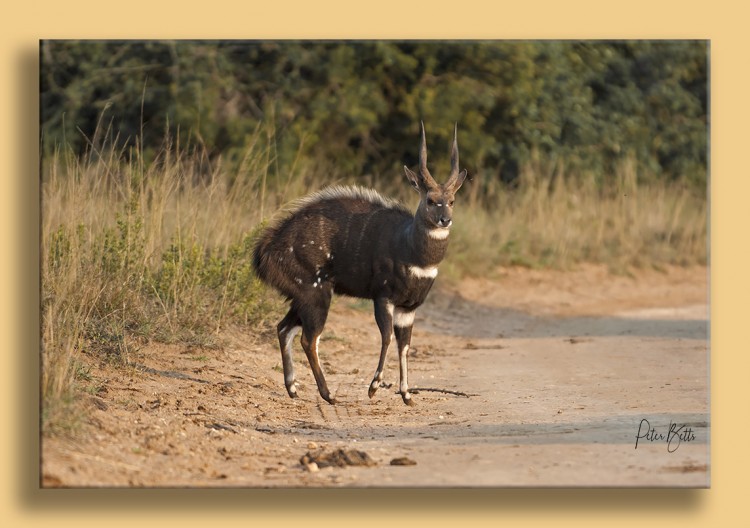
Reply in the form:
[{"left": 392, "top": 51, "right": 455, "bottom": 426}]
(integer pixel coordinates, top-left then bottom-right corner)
[{"left": 41, "top": 264, "right": 709, "bottom": 487}]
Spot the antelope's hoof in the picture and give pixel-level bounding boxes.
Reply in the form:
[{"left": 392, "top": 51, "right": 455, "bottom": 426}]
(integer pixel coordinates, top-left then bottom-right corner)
[
  {"left": 402, "top": 394, "right": 416, "bottom": 406},
  {"left": 286, "top": 383, "right": 299, "bottom": 399},
  {"left": 322, "top": 394, "right": 337, "bottom": 405},
  {"left": 368, "top": 385, "right": 378, "bottom": 398}
]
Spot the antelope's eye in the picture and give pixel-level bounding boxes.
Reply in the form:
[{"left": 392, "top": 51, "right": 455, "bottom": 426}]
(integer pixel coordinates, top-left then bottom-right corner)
[
  {"left": 426, "top": 198, "right": 435, "bottom": 207},
  {"left": 448, "top": 200, "right": 455, "bottom": 206}
]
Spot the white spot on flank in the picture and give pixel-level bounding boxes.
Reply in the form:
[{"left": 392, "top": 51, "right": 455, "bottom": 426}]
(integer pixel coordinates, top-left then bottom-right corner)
[
  {"left": 295, "top": 277, "right": 302, "bottom": 285},
  {"left": 428, "top": 228, "right": 450, "bottom": 240},
  {"left": 408, "top": 265, "right": 438, "bottom": 279},
  {"left": 394, "top": 309, "right": 415, "bottom": 328},
  {"left": 288, "top": 246, "right": 294, "bottom": 252}
]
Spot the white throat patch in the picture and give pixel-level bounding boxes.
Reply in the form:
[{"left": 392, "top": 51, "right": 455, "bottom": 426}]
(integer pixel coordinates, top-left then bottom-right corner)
[
  {"left": 428, "top": 227, "right": 451, "bottom": 240},
  {"left": 408, "top": 265, "right": 438, "bottom": 279}
]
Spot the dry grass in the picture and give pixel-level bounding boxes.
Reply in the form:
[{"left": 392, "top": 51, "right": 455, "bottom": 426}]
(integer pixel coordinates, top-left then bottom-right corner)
[
  {"left": 41, "top": 127, "right": 288, "bottom": 431},
  {"left": 40, "top": 128, "right": 707, "bottom": 433},
  {"left": 443, "top": 157, "right": 707, "bottom": 278}
]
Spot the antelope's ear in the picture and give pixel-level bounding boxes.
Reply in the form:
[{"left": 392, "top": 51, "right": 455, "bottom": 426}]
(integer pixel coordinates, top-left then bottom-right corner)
[
  {"left": 447, "top": 169, "right": 468, "bottom": 193},
  {"left": 404, "top": 166, "right": 422, "bottom": 193}
]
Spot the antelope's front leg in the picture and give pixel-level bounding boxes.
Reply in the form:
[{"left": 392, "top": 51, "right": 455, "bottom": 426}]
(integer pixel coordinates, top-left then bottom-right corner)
[
  {"left": 393, "top": 308, "right": 416, "bottom": 406},
  {"left": 369, "top": 298, "right": 394, "bottom": 398}
]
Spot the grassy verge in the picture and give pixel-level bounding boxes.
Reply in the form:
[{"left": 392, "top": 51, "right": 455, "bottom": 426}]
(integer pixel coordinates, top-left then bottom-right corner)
[
  {"left": 444, "top": 159, "right": 707, "bottom": 279},
  {"left": 41, "top": 128, "right": 287, "bottom": 433},
  {"left": 41, "top": 129, "right": 707, "bottom": 434}
]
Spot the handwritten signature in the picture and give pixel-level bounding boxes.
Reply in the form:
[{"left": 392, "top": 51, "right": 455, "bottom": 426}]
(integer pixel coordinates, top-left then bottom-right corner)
[{"left": 634, "top": 419, "right": 697, "bottom": 452}]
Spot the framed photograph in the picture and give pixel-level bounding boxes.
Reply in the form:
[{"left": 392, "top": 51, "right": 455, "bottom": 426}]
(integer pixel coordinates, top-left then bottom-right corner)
[{"left": 40, "top": 40, "right": 709, "bottom": 488}]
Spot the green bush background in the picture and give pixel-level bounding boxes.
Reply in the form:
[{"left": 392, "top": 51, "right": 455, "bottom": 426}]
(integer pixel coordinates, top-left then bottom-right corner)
[{"left": 41, "top": 40, "right": 708, "bottom": 189}]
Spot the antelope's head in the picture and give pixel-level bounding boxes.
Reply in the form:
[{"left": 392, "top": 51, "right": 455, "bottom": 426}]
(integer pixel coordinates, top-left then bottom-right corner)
[{"left": 404, "top": 122, "right": 468, "bottom": 231}]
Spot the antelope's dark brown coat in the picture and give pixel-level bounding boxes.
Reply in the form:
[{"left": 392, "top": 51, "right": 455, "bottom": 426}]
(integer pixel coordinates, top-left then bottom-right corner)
[{"left": 252, "top": 123, "right": 467, "bottom": 405}]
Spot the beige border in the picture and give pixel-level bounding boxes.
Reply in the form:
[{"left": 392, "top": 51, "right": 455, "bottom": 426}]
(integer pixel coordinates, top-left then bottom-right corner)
[{"left": 4, "top": 0, "right": 747, "bottom": 525}]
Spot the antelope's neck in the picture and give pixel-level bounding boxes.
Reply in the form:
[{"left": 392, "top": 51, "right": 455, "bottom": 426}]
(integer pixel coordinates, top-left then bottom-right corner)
[{"left": 407, "top": 217, "right": 450, "bottom": 267}]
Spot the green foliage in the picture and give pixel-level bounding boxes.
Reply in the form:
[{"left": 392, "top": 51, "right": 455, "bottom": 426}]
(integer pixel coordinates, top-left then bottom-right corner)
[
  {"left": 99, "top": 200, "right": 145, "bottom": 276},
  {"left": 41, "top": 40, "right": 708, "bottom": 189},
  {"left": 148, "top": 227, "right": 273, "bottom": 332},
  {"left": 41, "top": 143, "right": 280, "bottom": 421}
]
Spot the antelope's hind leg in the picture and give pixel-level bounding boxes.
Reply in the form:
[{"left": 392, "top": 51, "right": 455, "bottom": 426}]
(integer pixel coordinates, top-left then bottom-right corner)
[
  {"left": 277, "top": 307, "right": 302, "bottom": 398},
  {"left": 298, "top": 291, "right": 336, "bottom": 404}
]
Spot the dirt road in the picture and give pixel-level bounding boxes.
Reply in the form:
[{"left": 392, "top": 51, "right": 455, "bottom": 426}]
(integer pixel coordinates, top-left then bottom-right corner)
[{"left": 42, "top": 265, "right": 709, "bottom": 487}]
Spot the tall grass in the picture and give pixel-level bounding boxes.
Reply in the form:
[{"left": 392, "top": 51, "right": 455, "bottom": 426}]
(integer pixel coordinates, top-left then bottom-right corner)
[
  {"left": 41, "top": 125, "right": 707, "bottom": 433},
  {"left": 41, "top": 125, "right": 294, "bottom": 431},
  {"left": 444, "top": 155, "right": 707, "bottom": 277}
]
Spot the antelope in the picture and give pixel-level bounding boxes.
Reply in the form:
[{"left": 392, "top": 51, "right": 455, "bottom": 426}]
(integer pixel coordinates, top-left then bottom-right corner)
[{"left": 252, "top": 123, "right": 468, "bottom": 406}]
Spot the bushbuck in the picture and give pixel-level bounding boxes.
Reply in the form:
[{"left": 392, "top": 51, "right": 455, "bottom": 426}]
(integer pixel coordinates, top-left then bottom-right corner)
[{"left": 252, "top": 123, "right": 468, "bottom": 405}]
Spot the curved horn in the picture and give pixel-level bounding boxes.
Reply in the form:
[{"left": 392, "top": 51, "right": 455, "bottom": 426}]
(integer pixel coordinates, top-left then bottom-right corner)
[
  {"left": 418, "top": 121, "right": 438, "bottom": 188},
  {"left": 449, "top": 122, "right": 459, "bottom": 178},
  {"left": 445, "top": 122, "right": 467, "bottom": 191}
]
